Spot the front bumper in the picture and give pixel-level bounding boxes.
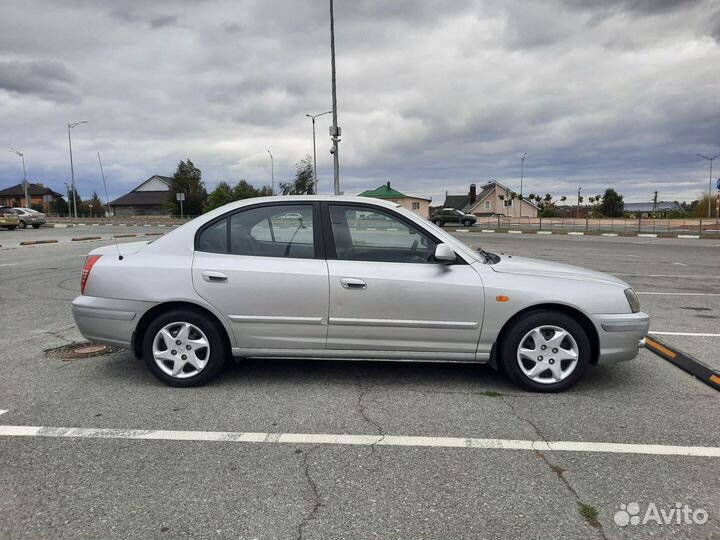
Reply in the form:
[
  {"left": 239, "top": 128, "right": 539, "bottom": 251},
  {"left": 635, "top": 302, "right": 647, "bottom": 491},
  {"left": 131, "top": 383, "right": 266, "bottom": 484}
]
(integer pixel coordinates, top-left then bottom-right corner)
[
  {"left": 592, "top": 312, "right": 650, "bottom": 364},
  {"left": 72, "top": 295, "right": 156, "bottom": 349}
]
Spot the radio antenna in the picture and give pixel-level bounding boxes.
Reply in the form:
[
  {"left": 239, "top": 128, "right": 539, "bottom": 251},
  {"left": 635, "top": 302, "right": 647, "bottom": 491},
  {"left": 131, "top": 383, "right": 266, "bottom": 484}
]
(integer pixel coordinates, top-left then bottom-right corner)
[{"left": 97, "top": 151, "right": 123, "bottom": 260}]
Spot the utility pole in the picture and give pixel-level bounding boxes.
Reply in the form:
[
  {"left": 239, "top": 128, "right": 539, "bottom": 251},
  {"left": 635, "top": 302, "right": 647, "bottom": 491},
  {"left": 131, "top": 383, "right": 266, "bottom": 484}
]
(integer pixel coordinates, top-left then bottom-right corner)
[
  {"left": 68, "top": 120, "right": 88, "bottom": 219},
  {"left": 697, "top": 153, "right": 720, "bottom": 218},
  {"left": 9, "top": 149, "right": 29, "bottom": 208},
  {"left": 577, "top": 187, "right": 582, "bottom": 219},
  {"left": 329, "top": 0, "right": 341, "bottom": 195},
  {"left": 653, "top": 191, "right": 658, "bottom": 218},
  {"left": 306, "top": 111, "right": 332, "bottom": 195},
  {"left": 267, "top": 150, "right": 274, "bottom": 195}
]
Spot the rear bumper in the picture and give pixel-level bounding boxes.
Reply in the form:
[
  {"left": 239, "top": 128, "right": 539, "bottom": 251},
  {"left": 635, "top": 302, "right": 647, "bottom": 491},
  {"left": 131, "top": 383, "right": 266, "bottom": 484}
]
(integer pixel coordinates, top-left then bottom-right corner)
[
  {"left": 592, "top": 312, "right": 650, "bottom": 364},
  {"left": 72, "top": 295, "right": 156, "bottom": 349}
]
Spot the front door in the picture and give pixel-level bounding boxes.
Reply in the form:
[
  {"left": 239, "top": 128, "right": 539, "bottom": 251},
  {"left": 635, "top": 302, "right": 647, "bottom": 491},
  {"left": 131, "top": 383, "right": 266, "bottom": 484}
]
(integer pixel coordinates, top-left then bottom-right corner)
[
  {"left": 192, "top": 202, "right": 328, "bottom": 351},
  {"left": 324, "top": 203, "right": 485, "bottom": 359}
]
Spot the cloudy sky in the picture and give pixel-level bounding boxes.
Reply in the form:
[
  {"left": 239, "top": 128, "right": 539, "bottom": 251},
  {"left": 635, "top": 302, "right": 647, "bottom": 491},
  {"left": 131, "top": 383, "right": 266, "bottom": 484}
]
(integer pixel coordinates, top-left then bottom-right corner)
[{"left": 1, "top": 0, "right": 719, "bottom": 204}]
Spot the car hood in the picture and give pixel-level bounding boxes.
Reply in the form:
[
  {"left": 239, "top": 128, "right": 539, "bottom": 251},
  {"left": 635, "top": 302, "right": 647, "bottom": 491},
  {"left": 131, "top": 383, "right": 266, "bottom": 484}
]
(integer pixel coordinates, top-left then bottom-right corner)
[
  {"left": 490, "top": 255, "right": 628, "bottom": 287},
  {"left": 90, "top": 240, "right": 150, "bottom": 256}
]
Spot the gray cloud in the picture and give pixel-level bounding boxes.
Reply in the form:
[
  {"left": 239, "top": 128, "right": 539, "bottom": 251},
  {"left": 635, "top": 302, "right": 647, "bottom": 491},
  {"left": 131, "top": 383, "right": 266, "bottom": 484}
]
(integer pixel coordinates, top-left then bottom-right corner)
[
  {"left": 0, "top": 0, "right": 718, "bottom": 204},
  {"left": 0, "top": 59, "right": 78, "bottom": 103}
]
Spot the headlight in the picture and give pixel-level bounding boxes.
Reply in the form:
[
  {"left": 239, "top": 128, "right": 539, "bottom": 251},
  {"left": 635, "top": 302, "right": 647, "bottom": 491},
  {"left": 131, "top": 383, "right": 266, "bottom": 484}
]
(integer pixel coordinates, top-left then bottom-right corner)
[{"left": 624, "top": 288, "right": 640, "bottom": 313}]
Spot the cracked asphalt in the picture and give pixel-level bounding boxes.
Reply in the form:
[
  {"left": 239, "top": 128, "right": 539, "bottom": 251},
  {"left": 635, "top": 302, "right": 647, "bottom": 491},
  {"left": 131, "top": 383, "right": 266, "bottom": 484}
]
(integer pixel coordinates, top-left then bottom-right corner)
[{"left": 1, "top": 227, "right": 719, "bottom": 539}]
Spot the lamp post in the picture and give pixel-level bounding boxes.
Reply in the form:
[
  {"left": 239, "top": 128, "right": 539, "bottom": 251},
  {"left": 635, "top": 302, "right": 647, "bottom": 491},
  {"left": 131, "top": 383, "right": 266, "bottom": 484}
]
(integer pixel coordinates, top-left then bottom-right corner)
[
  {"left": 68, "top": 120, "right": 88, "bottom": 219},
  {"left": 519, "top": 152, "right": 527, "bottom": 218},
  {"left": 306, "top": 111, "right": 332, "bottom": 195},
  {"left": 577, "top": 187, "right": 582, "bottom": 219},
  {"left": 267, "top": 150, "right": 274, "bottom": 195},
  {"left": 9, "top": 148, "right": 29, "bottom": 208},
  {"left": 329, "top": 0, "right": 341, "bottom": 195},
  {"left": 697, "top": 153, "right": 720, "bottom": 218}
]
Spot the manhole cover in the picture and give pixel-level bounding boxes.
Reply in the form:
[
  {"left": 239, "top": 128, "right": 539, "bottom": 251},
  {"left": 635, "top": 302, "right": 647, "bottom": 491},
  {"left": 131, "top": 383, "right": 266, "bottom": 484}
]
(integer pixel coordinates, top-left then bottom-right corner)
[{"left": 45, "top": 342, "right": 122, "bottom": 360}]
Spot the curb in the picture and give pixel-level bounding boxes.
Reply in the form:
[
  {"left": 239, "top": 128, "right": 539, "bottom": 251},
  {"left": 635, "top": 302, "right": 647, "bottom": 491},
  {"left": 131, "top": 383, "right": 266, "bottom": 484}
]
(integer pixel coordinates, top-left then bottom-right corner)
[
  {"left": 19, "top": 240, "right": 59, "bottom": 246},
  {"left": 644, "top": 336, "right": 720, "bottom": 391},
  {"left": 113, "top": 234, "right": 137, "bottom": 238},
  {"left": 536, "top": 231, "right": 552, "bottom": 235},
  {"left": 568, "top": 232, "right": 584, "bottom": 236},
  {"left": 71, "top": 236, "right": 102, "bottom": 241}
]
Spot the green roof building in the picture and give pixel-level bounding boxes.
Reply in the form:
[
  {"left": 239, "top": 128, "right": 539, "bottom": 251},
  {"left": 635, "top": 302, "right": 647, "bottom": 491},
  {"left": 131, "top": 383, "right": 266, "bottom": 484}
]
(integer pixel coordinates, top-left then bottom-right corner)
[{"left": 358, "top": 181, "right": 431, "bottom": 218}]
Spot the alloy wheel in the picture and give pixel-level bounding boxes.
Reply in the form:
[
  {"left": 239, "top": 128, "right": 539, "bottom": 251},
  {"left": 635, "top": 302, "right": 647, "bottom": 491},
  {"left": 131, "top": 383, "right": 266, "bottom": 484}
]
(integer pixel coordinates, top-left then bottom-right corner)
[
  {"left": 516, "top": 325, "right": 579, "bottom": 384},
  {"left": 152, "top": 321, "right": 211, "bottom": 379}
]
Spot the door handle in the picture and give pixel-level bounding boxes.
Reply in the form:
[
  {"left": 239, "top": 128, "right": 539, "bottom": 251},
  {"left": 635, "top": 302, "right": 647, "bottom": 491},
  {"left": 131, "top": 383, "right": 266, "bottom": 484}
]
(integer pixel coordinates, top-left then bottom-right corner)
[
  {"left": 202, "top": 271, "right": 228, "bottom": 283},
  {"left": 340, "top": 278, "right": 366, "bottom": 290}
]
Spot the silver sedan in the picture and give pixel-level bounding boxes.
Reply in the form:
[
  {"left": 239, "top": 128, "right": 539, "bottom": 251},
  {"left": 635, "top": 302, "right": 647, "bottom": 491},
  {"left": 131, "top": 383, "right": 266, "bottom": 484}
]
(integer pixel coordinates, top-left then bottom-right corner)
[{"left": 72, "top": 196, "right": 649, "bottom": 392}]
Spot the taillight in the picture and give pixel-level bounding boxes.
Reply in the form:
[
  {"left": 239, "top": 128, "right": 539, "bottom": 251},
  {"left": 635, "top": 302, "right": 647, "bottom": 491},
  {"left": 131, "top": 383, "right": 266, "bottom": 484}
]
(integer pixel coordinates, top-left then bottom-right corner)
[{"left": 81, "top": 255, "right": 102, "bottom": 294}]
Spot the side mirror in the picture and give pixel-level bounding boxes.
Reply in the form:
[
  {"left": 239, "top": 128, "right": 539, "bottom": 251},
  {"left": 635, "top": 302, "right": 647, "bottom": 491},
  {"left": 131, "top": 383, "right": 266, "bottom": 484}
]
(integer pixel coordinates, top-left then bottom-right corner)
[{"left": 434, "top": 243, "right": 456, "bottom": 263}]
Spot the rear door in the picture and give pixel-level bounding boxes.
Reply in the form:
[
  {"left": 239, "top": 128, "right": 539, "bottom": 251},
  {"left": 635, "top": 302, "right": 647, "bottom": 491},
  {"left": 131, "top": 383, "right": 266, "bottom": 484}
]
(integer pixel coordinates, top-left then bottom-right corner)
[
  {"left": 192, "top": 202, "right": 329, "bottom": 351},
  {"left": 323, "top": 203, "right": 485, "bottom": 358}
]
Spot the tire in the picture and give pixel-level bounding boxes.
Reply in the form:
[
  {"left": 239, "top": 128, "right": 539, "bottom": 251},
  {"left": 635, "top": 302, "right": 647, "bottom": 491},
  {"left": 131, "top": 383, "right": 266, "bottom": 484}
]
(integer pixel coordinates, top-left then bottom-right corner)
[
  {"left": 433, "top": 219, "right": 443, "bottom": 226},
  {"left": 32, "top": 224, "right": 41, "bottom": 229},
  {"left": 462, "top": 219, "right": 472, "bottom": 227},
  {"left": 499, "top": 310, "right": 590, "bottom": 392},
  {"left": 19, "top": 221, "right": 27, "bottom": 229},
  {"left": 5, "top": 226, "right": 17, "bottom": 231},
  {"left": 142, "top": 309, "right": 228, "bottom": 387}
]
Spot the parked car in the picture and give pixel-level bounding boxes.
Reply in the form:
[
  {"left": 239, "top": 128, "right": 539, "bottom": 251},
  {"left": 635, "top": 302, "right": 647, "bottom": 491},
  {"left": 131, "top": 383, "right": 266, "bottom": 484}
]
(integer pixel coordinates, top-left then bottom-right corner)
[
  {"left": 431, "top": 208, "right": 477, "bottom": 227},
  {"left": 13, "top": 208, "right": 47, "bottom": 229},
  {"left": 0, "top": 207, "right": 20, "bottom": 230},
  {"left": 72, "top": 196, "right": 649, "bottom": 392}
]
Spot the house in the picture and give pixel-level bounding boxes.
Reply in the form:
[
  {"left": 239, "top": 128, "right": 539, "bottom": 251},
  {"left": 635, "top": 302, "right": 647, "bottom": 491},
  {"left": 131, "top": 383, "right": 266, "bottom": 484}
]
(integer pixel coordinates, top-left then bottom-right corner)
[
  {"left": 443, "top": 182, "right": 539, "bottom": 217},
  {"left": 359, "top": 182, "right": 431, "bottom": 218},
  {"left": 624, "top": 201, "right": 684, "bottom": 218},
  {"left": 109, "top": 175, "right": 173, "bottom": 216},
  {"left": 0, "top": 182, "right": 64, "bottom": 212}
]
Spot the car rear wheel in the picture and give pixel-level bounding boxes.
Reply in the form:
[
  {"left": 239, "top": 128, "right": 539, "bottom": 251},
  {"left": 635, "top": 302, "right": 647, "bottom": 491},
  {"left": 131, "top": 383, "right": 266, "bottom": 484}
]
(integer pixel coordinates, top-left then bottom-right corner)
[
  {"left": 500, "top": 310, "right": 590, "bottom": 392},
  {"left": 143, "top": 310, "right": 227, "bottom": 387},
  {"left": 19, "top": 221, "right": 27, "bottom": 229},
  {"left": 31, "top": 224, "right": 41, "bottom": 229},
  {"left": 5, "top": 225, "right": 17, "bottom": 230},
  {"left": 433, "top": 219, "right": 443, "bottom": 226}
]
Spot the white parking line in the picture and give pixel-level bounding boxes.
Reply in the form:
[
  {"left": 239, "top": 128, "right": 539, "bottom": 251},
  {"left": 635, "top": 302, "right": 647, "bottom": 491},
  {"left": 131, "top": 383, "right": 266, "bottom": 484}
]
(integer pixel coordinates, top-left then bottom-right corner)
[
  {"left": 0, "top": 410, "right": 7, "bottom": 416},
  {"left": 648, "top": 331, "right": 720, "bottom": 337},
  {"left": 0, "top": 425, "right": 718, "bottom": 457},
  {"left": 637, "top": 292, "right": 720, "bottom": 297},
  {"left": 0, "top": 263, "right": 19, "bottom": 267}
]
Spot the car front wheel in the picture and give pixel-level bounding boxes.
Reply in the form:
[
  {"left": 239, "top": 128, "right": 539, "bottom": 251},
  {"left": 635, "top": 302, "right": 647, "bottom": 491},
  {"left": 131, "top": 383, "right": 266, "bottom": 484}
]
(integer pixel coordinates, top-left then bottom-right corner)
[
  {"left": 32, "top": 224, "right": 41, "bottom": 229},
  {"left": 433, "top": 219, "right": 443, "bottom": 226},
  {"left": 500, "top": 310, "right": 590, "bottom": 392},
  {"left": 143, "top": 310, "right": 227, "bottom": 387},
  {"left": 19, "top": 221, "right": 27, "bottom": 229},
  {"left": 461, "top": 219, "right": 473, "bottom": 227}
]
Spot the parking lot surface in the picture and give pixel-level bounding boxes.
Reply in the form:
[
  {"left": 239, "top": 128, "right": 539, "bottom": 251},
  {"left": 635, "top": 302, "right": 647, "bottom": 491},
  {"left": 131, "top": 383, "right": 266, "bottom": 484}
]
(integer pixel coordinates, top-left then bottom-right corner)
[{"left": 1, "top": 226, "right": 718, "bottom": 539}]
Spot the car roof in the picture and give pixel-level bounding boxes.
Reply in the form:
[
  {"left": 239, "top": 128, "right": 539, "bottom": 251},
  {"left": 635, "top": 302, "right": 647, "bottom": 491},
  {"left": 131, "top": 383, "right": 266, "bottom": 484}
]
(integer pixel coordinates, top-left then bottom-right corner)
[{"left": 215, "top": 195, "right": 401, "bottom": 213}]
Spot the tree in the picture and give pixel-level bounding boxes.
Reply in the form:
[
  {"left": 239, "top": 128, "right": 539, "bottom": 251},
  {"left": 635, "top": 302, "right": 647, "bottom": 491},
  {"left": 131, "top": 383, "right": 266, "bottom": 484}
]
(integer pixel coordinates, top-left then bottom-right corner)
[
  {"left": 693, "top": 193, "right": 717, "bottom": 218},
  {"left": 280, "top": 155, "right": 314, "bottom": 195},
  {"left": 86, "top": 191, "right": 104, "bottom": 217},
  {"left": 204, "top": 179, "right": 274, "bottom": 212},
  {"left": 600, "top": 188, "right": 624, "bottom": 217},
  {"left": 166, "top": 160, "right": 207, "bottom": 217}
]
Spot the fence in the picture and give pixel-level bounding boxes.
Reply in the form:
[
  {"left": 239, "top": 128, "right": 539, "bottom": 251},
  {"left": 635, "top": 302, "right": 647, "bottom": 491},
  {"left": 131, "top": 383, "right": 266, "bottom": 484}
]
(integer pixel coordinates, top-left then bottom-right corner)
[{"left": 472, "top": 217, "right": 720, "bottom": 235}]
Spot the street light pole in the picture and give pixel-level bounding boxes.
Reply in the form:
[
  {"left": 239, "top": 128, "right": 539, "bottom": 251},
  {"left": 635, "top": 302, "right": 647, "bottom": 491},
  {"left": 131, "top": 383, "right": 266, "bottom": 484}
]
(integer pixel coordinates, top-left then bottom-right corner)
[
  {"left": 267, "top": 150, "right": 274, "bottom": 195},
  {"left": 329, "top": 0, "right": 341, "bottom": 195},
  {"left": 9, "top": 148, "right": 29, "bottom": 208},
  {"left": 519, "top": 152, "right": 527, "bottom": 218},
  {"left": 697, "top": 153, "right": 720, "bottom": 218},
  {"left": 68, "top": 120, "right": 88, "bottom": 219},
  {"left": 306, "top": 111, "right": 332, "bottom": 195}
]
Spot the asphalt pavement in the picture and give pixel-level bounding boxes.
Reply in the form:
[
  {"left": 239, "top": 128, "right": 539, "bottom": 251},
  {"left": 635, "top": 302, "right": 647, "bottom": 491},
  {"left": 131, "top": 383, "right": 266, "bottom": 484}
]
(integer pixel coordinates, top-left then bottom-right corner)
[{"left": 0, "top": 226, "right": 718, "bottom": 539}]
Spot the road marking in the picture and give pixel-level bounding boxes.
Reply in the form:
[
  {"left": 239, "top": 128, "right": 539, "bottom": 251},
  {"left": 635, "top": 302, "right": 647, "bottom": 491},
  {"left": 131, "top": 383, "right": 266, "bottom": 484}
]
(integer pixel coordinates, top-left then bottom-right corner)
[
  {"left": 649, "top": 331, "right": 720, "bottom": 337},
  {"left": 0, "top": 410, "right": 7, "bottom": 416},
  {"left": 0, "top": 425, "right": 718, "bottom": 457},
  {"left": 0, "top": 263, "right": 18, "bottom": 267},
  {"left": 615, "top": 274, "right": 716, "bottom": 279},
  {"left": 637, "top": 292, "right": 720, "bottom": 297},
  {"left": 672, "top": 262, "right": 689, "bottom": 267}
]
